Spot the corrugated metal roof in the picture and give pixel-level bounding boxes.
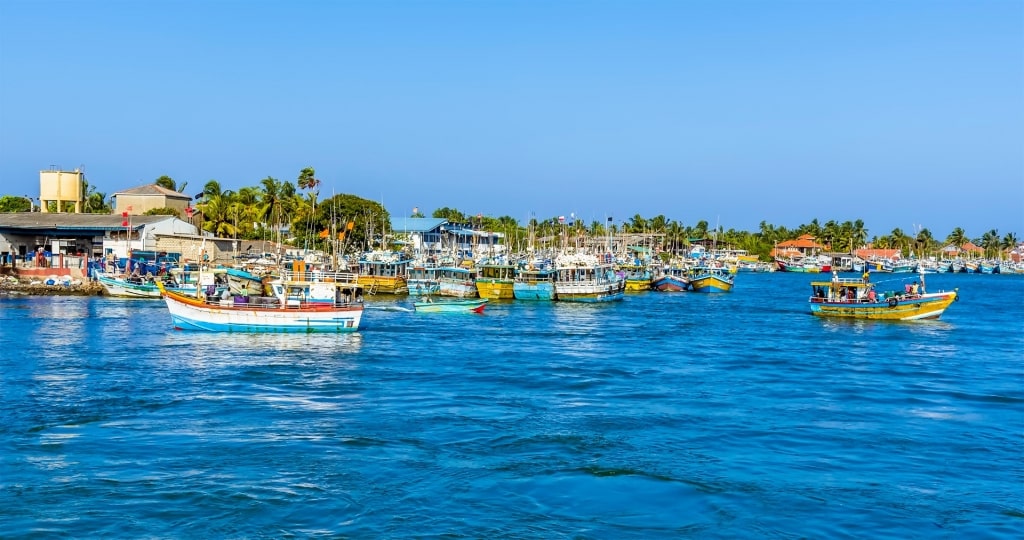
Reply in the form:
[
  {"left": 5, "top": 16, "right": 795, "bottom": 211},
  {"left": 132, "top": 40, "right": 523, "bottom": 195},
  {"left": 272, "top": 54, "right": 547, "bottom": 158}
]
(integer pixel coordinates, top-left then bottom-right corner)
[
  {"left": 390, "top": 217, "right": 447, "bottom": 233},
  {"left": 0, "top": 212, "right": 176, "bottom": 231},
  {"left": 112, "top": 184, "right": 191, "bottom": 199}
]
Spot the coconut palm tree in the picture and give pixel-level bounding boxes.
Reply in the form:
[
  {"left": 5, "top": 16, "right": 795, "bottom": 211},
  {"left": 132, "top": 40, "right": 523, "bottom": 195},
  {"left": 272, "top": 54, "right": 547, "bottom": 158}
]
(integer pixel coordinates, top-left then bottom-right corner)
[
  {"left": 980, "top": 229, "right": 1000, "bottom": 258},
  {"left": 945, "top": 227, "right": 967, "bottom": 249},
  {"left": 1001, "top": 232, "right": 1020, "bottom": 254}
]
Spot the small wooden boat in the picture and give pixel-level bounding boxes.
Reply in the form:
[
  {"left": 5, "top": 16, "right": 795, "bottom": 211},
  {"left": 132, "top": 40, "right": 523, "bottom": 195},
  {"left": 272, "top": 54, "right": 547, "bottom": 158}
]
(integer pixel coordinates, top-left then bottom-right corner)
[
  {"left": 156, "top": 269, "right": 364, "bottom": 332},
  {"left": 808, "top": 274, "right": 958, "bottom": 321},
  {"left": 413, "top": 298, "right": 488, "bottom": 313}
]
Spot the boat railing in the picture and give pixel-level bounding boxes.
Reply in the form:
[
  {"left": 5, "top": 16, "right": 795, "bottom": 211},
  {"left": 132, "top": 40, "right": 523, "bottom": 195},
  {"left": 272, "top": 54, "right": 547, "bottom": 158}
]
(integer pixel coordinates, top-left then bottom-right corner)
[{"left": 281, "top": 269, "right": 359, "bottom": 284}]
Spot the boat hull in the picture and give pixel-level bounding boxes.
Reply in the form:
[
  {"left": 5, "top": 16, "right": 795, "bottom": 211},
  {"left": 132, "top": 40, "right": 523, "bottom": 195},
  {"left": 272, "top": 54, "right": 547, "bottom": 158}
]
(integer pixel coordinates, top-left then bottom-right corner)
[
  {"left": 809, "top": 291, "right": 957, "bottom": 320},
  {"left": 414, "top": 299, "right": 488, "bottom": 313},
  {"left": 688, "top": 274, "right": 734, "bottom": 293},
  {"left": 475, "top": 279, "right": 515, "bottom": 299},
  {"left": 512, "top": 282, "right": 556, "bottom": 301},
  {"left": 651, "top": 274, "right": 688, "bottom": 292},
  {"left": 357, "top": 275, "right": 408, "bottom": 295},
  {"left": 624, "top": 278, "right": 651, "bottom": 292},
  {"left": 161, "top": 289, "right": 363, "bottom": 332}
]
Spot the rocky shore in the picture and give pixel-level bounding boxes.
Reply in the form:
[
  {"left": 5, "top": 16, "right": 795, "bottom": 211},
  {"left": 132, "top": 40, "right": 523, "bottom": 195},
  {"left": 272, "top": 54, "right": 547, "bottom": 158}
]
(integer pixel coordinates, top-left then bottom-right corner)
[{"left": 0, "top": 279, "right": 106, "bottom": 296}]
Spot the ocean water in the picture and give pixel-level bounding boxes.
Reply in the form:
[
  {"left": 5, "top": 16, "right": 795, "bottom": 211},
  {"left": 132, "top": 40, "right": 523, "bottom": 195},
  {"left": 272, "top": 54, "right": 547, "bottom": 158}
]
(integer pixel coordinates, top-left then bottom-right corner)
[{"left": 1, "top": 273, "right": 1021, "bottom": 538}]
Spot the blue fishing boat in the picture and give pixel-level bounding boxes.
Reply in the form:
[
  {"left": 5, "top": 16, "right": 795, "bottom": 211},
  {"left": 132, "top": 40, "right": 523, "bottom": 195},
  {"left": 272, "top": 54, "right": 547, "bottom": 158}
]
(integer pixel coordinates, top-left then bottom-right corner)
[{"left": 513, "top": 264, "right": 556, "bottom": 301}]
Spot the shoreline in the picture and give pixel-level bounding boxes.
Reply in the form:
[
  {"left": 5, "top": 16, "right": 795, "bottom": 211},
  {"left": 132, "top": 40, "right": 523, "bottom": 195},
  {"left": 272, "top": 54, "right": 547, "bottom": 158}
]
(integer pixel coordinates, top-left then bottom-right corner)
[{"left": 0, "top": 281, "right": 106, "bottom": 296}]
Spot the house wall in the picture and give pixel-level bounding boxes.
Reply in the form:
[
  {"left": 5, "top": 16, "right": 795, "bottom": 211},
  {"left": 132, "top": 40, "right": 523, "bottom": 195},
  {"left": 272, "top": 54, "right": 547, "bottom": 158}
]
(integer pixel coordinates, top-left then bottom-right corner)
[{"left": 114, "top": 194, "right": 191, "bottom": 216}]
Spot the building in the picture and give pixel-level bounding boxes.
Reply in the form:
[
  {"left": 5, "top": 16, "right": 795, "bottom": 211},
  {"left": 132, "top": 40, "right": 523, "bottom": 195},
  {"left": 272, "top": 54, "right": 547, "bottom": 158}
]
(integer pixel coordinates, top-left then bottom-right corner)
[
  {"left": 0, "top": 213, "right": 199, "bottom": 279},
  {"left": 112, "top": 184, "right": 193, "bottom": 216},
  {"left": 771, "top": 234, "right": 827, "bottom": 259},
  {"left": 39, "top": 168, "right": 86, "bottom": 213}
]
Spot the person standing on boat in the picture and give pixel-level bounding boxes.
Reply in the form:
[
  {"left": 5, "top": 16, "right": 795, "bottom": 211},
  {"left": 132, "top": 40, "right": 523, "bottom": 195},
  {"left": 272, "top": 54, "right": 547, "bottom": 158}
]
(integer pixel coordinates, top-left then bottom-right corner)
[{"left": 862, "top": 270, "right": 870, "bottom": 283}]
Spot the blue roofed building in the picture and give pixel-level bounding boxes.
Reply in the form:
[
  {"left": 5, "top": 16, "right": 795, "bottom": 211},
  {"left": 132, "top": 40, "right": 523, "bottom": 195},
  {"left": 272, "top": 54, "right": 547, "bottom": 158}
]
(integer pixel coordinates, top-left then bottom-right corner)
[{"left": 389, "top": 217, "right": 505, "bottom": 258}]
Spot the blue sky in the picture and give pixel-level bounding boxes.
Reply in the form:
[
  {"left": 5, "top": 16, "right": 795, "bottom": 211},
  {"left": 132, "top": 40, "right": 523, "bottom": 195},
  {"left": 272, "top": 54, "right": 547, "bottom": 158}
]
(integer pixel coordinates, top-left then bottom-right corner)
[{"left": 1, "top": 0, "right": 1021, "bottom": 239}]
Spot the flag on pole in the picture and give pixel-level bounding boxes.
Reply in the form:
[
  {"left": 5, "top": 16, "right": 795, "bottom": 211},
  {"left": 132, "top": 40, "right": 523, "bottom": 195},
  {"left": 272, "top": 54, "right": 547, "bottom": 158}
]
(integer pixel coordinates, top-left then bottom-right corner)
[{"left": 558, "top": 216, "right": 565, "bottom": 224}]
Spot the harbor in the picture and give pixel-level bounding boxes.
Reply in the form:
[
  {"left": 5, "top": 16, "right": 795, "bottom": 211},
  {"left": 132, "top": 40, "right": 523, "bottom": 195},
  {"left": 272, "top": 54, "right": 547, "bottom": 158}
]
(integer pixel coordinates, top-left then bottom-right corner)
[{"left": 2, "top": 271, "right": 1020, "bottom": 537}]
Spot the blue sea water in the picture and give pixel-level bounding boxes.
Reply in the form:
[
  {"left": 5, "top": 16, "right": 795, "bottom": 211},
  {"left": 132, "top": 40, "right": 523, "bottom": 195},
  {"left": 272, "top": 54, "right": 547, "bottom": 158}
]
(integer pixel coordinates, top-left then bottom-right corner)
[{"left": 1, "top": 272, "right": 1022, "bottom": 538}]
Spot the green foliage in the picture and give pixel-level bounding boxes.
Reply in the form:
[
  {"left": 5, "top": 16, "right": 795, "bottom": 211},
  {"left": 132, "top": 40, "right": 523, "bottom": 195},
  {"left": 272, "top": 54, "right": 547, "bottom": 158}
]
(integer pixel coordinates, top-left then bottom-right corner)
[
  {"left": 144, "top": 207, "right": 182, "bottom": 218},
  {"left": 432, "top": 207, "right": 466, "bottom": 223},
  {"left": 294, "top": 193, "right": 389, "bottom": 253},
  {"left": 0, "top": 195, "right": 32, "bottom": 213}
]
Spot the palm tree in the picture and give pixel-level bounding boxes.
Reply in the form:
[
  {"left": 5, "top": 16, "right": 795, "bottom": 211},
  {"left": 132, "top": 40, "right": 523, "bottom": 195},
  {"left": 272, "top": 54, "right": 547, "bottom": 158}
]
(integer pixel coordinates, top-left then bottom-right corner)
[
  {"left": 297, "top": 167, "right": 320, "bottom": 204},
  {"left": 945, "top": 227, "right": 967, "bottom": 249},
  {"left": 980, "top": 229, "right": 1000, "bottom": 258},
  {"left": 914, "top": 228, "right": 936, "bottom": 257},
  {"left": 1000, "top": 232, "right": 1020, "bottom": 256},
  {"left": 200, "top": 193, "right": 239, "bottom": 238},
  {"left": 154, "top": 175, "right": 188, "bottom": 194}
]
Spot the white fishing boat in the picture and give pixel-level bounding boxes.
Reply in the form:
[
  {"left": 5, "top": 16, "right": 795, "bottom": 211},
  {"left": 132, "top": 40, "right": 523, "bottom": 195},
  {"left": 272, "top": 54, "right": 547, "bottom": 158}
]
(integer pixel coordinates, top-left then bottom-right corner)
[{"left": 156, "top": 269, "right": 364, "bottom": 332}]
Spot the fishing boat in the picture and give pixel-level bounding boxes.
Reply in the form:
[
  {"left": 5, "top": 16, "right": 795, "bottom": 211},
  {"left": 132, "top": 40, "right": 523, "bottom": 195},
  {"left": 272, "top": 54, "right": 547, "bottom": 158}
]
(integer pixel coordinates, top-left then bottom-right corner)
[
  {"left": 808, "top": 274, "right": 957, "bottom": 321},
  {"left": 437, "top": 265, "right": 478, "bottom": 298},
  {"left": 407, "top": 263, "right": 440, "bottom": 296},
  {"left": 512, "top": 262, "right": 556, "bottom": 301},
  {"left": 156, "top": 268, "right": 364, "bottom": 332},
  {"left": 620, "top": 264, "right": 653, "bottom": 292},
  {"left": 553, "top": 252, "right": 625, "bottom": 303},
  {"left": 651, "top": 265, "right": 689, "bottom": 292},
  {"left": 775, "top": 257, "right": 828, "bottom": 273},
  {"left": 413, "top": 297, "right": 488, "bottom": 313},
  {"left": 687, "top": 265, "right": 735, "bottom": 293},
  {"left": 474, "top": 261, "right": 516, "bottom": 299},
  {"left": 95, "top": 266, "right": 225, "bottom": 299},
  {"left": 357, "top": 251, "right": 411, "bottom": 294}
]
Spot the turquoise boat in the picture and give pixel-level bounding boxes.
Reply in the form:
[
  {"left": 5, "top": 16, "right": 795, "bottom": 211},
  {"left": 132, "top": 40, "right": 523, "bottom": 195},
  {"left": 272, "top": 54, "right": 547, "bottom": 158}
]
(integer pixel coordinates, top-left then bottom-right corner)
[
  {"left": 513, "top": 266, "right": 556, "bottom": 301},
  {"left": 413, "top": 298, "right": 488, "bottom": 313}
]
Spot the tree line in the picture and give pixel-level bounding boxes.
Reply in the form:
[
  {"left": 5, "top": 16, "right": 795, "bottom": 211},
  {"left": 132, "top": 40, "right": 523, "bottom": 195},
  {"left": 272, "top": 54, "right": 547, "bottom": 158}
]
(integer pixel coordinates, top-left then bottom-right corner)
[{"left": 1, "top": 174, "right": 1019, "bottom": 260}]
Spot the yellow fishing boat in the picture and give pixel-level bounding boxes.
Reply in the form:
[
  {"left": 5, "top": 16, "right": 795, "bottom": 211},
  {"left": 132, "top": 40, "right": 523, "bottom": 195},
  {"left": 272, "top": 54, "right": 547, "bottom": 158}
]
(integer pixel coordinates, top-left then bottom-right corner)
[{"left": 808, "top": 274, "right": 957, "bottom": 320}]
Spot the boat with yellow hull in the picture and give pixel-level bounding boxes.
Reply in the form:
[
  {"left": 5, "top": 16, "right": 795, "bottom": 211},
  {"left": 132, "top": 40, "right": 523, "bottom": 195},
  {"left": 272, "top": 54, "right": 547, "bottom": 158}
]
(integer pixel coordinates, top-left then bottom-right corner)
[
  {"left": 357, "top": 251, "right": 411, "bottom": 294},
  {"left": 808, "top": 277, "right": 958, "bottom": 320},
  {"left": 687, "top": 266, "right": 735, "bottom": 293},
  {"left": 475, "top": 263, "right": 516, "bottom": 299}
]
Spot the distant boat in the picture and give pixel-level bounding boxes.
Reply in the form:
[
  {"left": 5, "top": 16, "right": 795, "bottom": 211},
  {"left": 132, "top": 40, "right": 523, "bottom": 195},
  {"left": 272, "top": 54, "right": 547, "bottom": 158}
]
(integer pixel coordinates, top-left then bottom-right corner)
[
  {"left": 620, "top": 264, "right": 653, "bottom": 292},
  {"left": 413, "top": 298, "right": 488, "bottom": 313},
  {"left": 95, "top": 268, "right": 224, "bottom": 299},
  {"left": 651, "top": 266, "right": 688, "bottom": 292},
  {"left": 407, "top": 264, "right": 440, "bottom": 296},
  {"left": 156, "top": 269, "right": 364, "bottom": 332},
  {"left": 437, "top": 265, "right": 478, "bottom": 298},
  {"left": 553, "top": 252, "right": 625, "bottom": 303},
  {"left": 475, "top": 262, "right": 516, "bottom": 299},
  {"left": 357, "top": 251, "right": 411, "bottom": 294},
  {"left": 687, "top": 265, "right": 735, "bottom": 293},
  {"left": 808, "top": 274, "right": 957, "bottom": 321},
  {"left": 512, "top": 264, "right": 556, "bottom": 301}
]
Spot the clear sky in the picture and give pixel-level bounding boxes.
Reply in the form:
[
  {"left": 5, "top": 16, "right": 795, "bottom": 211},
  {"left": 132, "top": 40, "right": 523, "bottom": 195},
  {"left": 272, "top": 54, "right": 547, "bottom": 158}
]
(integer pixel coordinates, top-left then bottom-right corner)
[{"left": 1, "top": 0, "right": 1021, "bottom": 239}]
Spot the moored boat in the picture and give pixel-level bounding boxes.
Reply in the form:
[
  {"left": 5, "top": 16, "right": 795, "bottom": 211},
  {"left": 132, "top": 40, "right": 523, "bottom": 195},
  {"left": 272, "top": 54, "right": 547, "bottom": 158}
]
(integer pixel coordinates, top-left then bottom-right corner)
[
  {"left": 512, "top": 264, "right": 556, "bottom": 301},
  {"left": 553, "top": 252, "right": 625, "bottom": 302},
  {"left": 156, "top": 269, "right": 364, "bottom": 332},
  {"left": 357, "top": 251, "right": 411, "bottom": 294},
  {"left": 475, "top": 262, "right": 516, "bottom": 299},
  {"left": 687, "top": 265, "right": 735, "bottom": 293},
  {"left": 437, "top": 265, "right": 478, "bottom": 298},
  {"left": 651, "top": 265, "right": 688, "bottom": 292}
]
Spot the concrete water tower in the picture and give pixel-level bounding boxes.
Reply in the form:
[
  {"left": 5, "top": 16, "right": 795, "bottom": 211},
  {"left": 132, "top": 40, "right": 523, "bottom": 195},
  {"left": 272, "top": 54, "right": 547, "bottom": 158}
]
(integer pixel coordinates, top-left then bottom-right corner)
[{"left": 39, "top": 167, "right": 85, "bottom": 213}]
